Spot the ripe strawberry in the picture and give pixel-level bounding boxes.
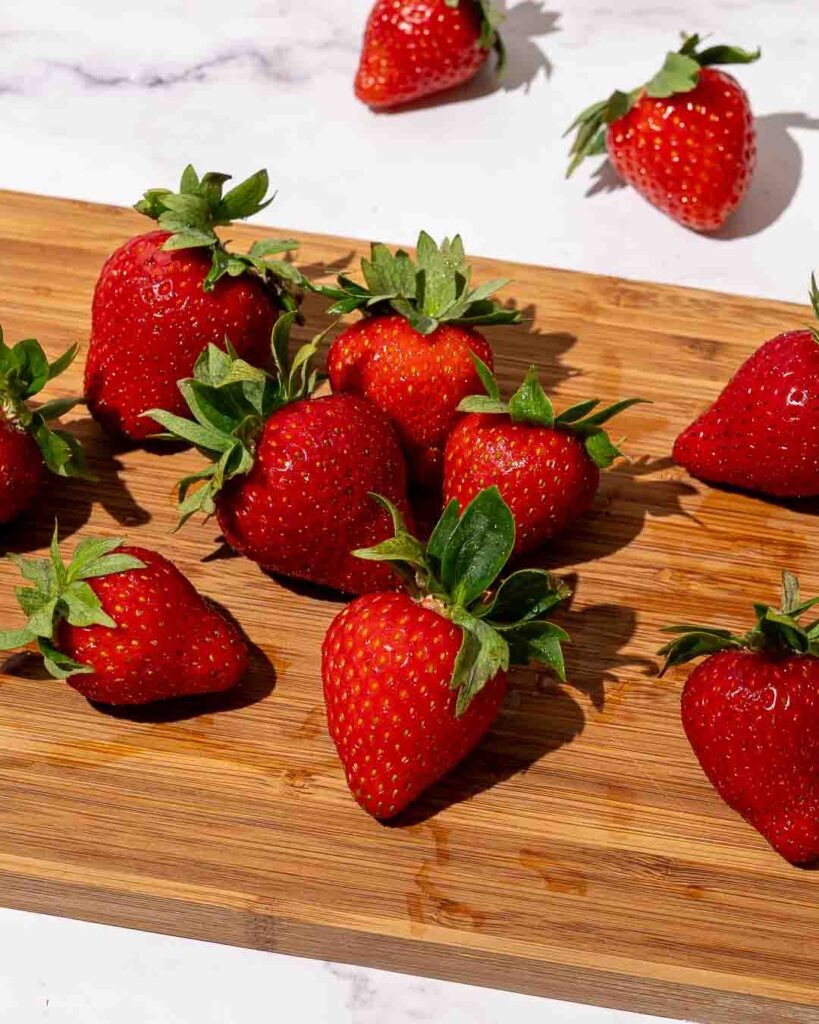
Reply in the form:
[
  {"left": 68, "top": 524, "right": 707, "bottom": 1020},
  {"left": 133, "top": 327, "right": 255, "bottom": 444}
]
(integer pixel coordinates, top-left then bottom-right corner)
[
  {"left": 323, "top": 232, "right": 521, "bottom": 486},
  {"left": 355, "top": 0, "right": 505, "bottom": 110},
  {"left": 444, "top": 360, "right": 645, "bottom": 554},
  {"left": 150, "top": 314, "right": 412, "bottom": 596},
  {"left": 659, "top": 572, "right": 819, "bottom": 865},
  {"left": 85, "top": 164, "right": 306, "bottom": 440},
  {"left": 0, "top": 530, "right": 248, "bottom": 705},
  {"left": 0, "top": 327, "right": 89, "bottom": 524},
  {"left": 674, "top": 278, "right": 819, "bottom": 497},
  {"left": 322, "top": 486, "right": 571, "bottom": 818},
  {"left": 566, "top": 33, "right": 760, "bottom": 231}
]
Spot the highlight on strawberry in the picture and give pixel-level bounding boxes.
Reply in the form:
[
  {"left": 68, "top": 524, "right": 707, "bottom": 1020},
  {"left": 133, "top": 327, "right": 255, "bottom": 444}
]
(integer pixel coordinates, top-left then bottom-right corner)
[
  {"left": 0, "top": 328, "right": 89, "bottom": 525},
  {"left": 85, "top": 164, "right": 308, "bottom": 441},
  {"left": 322, "top": 486, "right": 571, "bottom": 819},
  {"left": 566, "top": 32, "right": 760, "bottom": 230},
  {"left": 444, "top": 359, "right": 646, "bottom": 553},
  {"left": 147, "top": 313, "right": 413, "bottom": 596},
  {"left": 0, "top": 528, "right": 248, "bottom": 705},
  {"left": 659, "top": 572, "right": 819, "bottom": 866},
  {"left": 321, "top": 231, "right": 522, "bottom": 486},
  {"left": 355, "top": 0, "right": 506, "bottom": 110},
  {"left": 674, "top": 274, "right": 819, "bottom": 498}
]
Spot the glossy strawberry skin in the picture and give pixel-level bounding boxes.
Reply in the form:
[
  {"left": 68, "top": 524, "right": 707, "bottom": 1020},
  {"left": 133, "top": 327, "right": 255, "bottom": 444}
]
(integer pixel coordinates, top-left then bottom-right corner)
[
  {"left": 0, "top": 417, "right": 43, "bottom": 525},
  {"left": 607, "top": 68, "right": 756, "bottom": 231},
  {"left": 355, "top": 0, "right": 488, "bottom": 109},
  {"left": 216, "top": 394, "right": 413, "bottom": 595},
  {"left": 328, "top": 314, "right": 494, "bottom": 487},
  {"left": 322, "top": 591, "right": 506, "bottom": 818},
  {"left": 674, "top": 330, "right": 819, "bottom": 497},
  {"left": 443, "top": 413, "right": 599, "bottom": 554},
  {"left": 681, "top": 650, "right": 819, "bottom": 865},
  {"left": 85, "top": 230, "right": 278, "bottom": 440},
  {"left": 57, "top": 546, "right": 248, "bottom": 705}
]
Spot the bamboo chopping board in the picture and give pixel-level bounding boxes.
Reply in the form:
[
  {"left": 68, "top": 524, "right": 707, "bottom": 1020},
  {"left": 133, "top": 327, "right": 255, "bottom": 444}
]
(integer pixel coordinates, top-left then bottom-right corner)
[{"left": 1, "top": 189, "right": 817, "bottom": 1024}]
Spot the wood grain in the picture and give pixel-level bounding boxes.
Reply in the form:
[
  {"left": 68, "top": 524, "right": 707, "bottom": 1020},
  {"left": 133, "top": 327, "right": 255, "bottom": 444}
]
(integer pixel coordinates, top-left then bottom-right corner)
[{"left": 0, "top": 189, "right": 817, "bottom": 1024}]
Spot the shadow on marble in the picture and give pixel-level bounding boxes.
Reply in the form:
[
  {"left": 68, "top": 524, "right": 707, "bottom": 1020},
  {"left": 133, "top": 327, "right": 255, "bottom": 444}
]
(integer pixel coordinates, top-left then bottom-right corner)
[{"left": 584, "top": 159, "right": 627, "bottom": 198}]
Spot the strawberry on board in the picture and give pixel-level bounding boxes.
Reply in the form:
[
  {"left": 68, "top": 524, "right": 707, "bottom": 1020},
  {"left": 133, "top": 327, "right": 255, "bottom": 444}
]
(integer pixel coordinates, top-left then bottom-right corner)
[
  {"left": 149, "top": 313, "right": 413, "bottom": 596},
  {"left": 322, "top": 486, "right": 571, "bottom": 818},
  {"left": 659, "top": 572, "right": 819, "bottom": 866},
  {"left": 355, "top": 0, "right": 505, "bottom": 110},
  {"left": 0, "top": 529, "right": 248, "bottom": 705},
  {"left": 85, "top": 164, "right": 307, "bottom": 441},
  {"left": 566, "top": 32, "right": 760, "bottom": 231},
  {"left": 322, "top": 232, "right": 521, "bottom": 487},
  {"left": 445, "top": 359, "right": 645, "bottom": 554},
  {"left": 674, "top": 276, "right": 819, "bottom": 498},
  {"left": 0, "top": 328, "right": 89, "bottom": 525}
]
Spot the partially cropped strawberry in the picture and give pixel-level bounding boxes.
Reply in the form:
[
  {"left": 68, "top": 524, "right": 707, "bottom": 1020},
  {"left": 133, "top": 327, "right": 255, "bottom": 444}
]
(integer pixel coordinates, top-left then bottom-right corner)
[
  {"left": 566, "top": 33, "right": 760, "bottom": 231},
  {"left": 355, "top": 0, "right": 505, "bottom": 110},
  {"left": 322, "top": 486, "right": 571, "bottom": 818},
  {"left": 659, "top": 573, "right": 819, "bottom": 865},
  {"left": 150, "top": 314, "right": 412, "bottom": 596},
  {"left": 674, "top": 277, "right": 819, "bottom": 497},
  {"left": 444, "top": 361, "right": 645, "bottom": 554},
  {"left": 0, "top": 530, "right": 248, "bottom": 704},
  {"left": 86, "top": 164, "right": 306, "bottom": 440},
  {"left": 0, "top": 328, "right": 89, "bottom": 524},
  {"left": 323, "top": 232, "right": 521, "bottom": 486}
]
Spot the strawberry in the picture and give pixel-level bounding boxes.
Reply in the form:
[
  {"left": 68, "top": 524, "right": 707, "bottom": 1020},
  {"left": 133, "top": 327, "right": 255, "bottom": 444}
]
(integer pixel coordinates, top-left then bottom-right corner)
[
  {"left": 355, "top": 0, "right": 505, "bottom": 110},
  {"left": 85, "top": 164, "right": 307, "bottom": 441},
  {"left": 322, "top": 486, "right": 571, "bottom": 818},
  {"left": 0, "top": 327, "right": 89, "bottom": 524},
  {"left": 674, "top": 277, "right": 819, "bottom": 497},
  {"left": 0, "top": 529, "right": 248, "bottom": 705},
  {"left": 150, "top": 314, "right": 412, "bottom": 596},
  {"left": 444, "top": 360, "right": 645, "bottom": 554},
  {"left": 566, "top": 33, "right": 760, "bottom": 231},
  {"left": 323, "top": 232, "right": 521, "bottom": 486},
  {"left": 659, "top": 572, "right": 819, "bottom": 865}
]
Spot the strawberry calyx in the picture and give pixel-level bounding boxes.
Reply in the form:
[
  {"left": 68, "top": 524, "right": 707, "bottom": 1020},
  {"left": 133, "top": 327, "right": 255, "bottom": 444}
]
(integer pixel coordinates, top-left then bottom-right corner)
[
  {"left": 314, "top": 231, "right": 522, "bottom": 336},
  {"left": 565, "top": 32, "right": 760, "bottom": 176},
  {"left": 809, "top": 273, "right": 819, "bottom": 344},
  {"left": 459, "top": 358, "right": 647, "bottom": 469},
  {"left": 0, "top": 327, "right": 91, "bottom": 479},
  {"left": 659, "top": 572, "right": 819, "bottom": 673},
  {"left": 0, "top": 525, "right": 145, "bottom": 679},
  {"left": 354, "top": 486, "right": 571, "bottom": 716},
  {"left": 134, "top": 164, "right": 306, "bottom": 300},
  {"left": 146, "top": 312, "right": 330, "bottom": 527},
  {"left": 455, "top": 0, "right": 506, "bottom": 73}
]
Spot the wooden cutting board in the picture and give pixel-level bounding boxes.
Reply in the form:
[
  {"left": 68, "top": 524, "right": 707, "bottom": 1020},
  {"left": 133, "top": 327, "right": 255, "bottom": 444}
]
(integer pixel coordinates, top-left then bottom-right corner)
[{"left": 1, "top": 189, "right": 817, "bottom": 1024}]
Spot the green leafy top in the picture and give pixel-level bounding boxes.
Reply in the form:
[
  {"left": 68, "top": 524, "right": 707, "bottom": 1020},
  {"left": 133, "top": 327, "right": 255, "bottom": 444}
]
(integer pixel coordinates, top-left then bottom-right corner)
[
  {"left": 315, "top": 231, "right": 522, "bottom": 336},
  {"left": 134, "top": 164, "right": 306, "bottom": 296},
  {"left": 0, "top": 327, "right": 90, "bottom": 479},
  {"left": 446, "top": 0, "right": 506, "bottom": 73},
  {"left": 809, "top": 273, "right": 819, "bottom": 344},
  {"left": 565, "top": 32, "right": 760, "bottom": 176},
  {"left": 146, "top": 312, "right": 329, "bottom": 526},
  {"left": 355, "top": 486, "right": 571, "bottom": 716},
  {"left": 459, "top": 358, "right": 647, "bottom": 469},
  {"left": 0, "top": 527, "right": 145, "bottom": 679},
  {"left": 658, "top": 571, "right": 819, "bottom": 673}
]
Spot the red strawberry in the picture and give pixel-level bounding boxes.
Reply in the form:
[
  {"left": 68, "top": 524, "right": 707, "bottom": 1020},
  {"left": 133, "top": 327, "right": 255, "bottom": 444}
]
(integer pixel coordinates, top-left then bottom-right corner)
[
  {"left": 0, "top": 328, "right": 89, "bottom": 524},
  {"left": 85, "top": 165, "right": 306, "bottom": 440},
  {"left": 355, "top": 0, "right": 505, "bottom": 110},
  {"left": 323, "top": 232, "right": 520, "bottom": 486},
  {"left": 674, "top": 278, "right": 819, "bottom": 497},
  {"left": 659, "top": 573, "right": 819, "bottom": 865},
  {"left": 444, "top": 361, "right": 645, "bottom": 554},
  {"left": 151, "top": 314, "right": 413, "bottom": 596},
  {"left": 0, "top": 531, "right": 248, "bottom": 705},
  {"left": 567, "top": 33, "right": 760, "bottom": 231},
  {"left": 322, "top": 486, "right": 571, "bottom": 818}
]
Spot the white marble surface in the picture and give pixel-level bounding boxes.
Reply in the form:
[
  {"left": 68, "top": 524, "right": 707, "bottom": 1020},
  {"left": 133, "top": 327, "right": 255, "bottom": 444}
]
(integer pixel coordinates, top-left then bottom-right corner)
[{"left": 1, "top": 0, "right": 817, "bottom": 1021}]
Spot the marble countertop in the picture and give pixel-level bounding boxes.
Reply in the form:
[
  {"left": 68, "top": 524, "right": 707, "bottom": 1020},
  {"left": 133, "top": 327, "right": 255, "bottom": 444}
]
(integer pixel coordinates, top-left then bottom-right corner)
[{"left": 1, "top": 0, "right": 817, "bottom": 1021}]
